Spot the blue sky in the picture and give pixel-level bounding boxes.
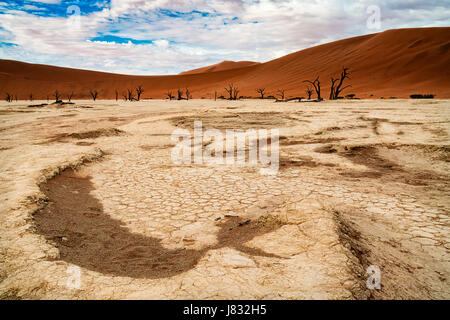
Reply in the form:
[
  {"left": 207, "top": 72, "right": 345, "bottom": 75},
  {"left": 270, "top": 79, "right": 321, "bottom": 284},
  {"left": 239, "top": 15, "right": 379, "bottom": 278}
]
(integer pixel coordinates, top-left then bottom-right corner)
[{"left": 0, "top": 0, "right": 449, "bottom": 75}]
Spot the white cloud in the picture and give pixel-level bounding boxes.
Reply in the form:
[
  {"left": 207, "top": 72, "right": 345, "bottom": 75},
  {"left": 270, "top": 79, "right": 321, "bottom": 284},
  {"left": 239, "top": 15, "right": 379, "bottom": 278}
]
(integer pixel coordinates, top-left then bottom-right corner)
[{"left": 22, "top": 5, "right": 47, "bottom": 11}]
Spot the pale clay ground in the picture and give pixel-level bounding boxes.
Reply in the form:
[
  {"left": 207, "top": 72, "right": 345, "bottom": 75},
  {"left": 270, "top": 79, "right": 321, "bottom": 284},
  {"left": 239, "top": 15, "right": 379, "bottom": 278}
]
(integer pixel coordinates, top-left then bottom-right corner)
[{"left": 0, "top": 99, "right": 449, "bottom": 299}]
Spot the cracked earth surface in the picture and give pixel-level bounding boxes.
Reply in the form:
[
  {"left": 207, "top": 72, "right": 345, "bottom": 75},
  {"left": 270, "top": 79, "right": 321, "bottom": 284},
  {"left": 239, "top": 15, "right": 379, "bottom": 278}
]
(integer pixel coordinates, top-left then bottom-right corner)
[{"left": 0, "top": 99, "right": 449, "bottom": 299}]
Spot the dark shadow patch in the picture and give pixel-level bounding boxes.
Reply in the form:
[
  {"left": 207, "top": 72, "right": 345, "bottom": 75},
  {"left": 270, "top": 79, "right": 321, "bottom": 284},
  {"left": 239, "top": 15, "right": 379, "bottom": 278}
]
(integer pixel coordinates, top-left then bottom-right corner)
[
  {"left": 67, "top": 128, "right": 124, "bottom": 139},
  {"left": 340, "top": 145, "right": 399, "bottom": 171},
  {"left": 140, "top": 144, "right": 174, "bottom": 151},
  {"left": 75, "top": 141, "right": 95, "bottom": 146},
  {"left": 42, "top": 128, "right": 125, "bottom": 144},
  {"left": 170, "top": 112, "right": 294, "bottom": 130},
  {"left": 281, "top": 137, "right": 344, "bottom": 146},
  {"left": 314, "top": 144, "right": 338, "bottom": 154},
  {"left": 323, "top": 144, "right": 449, "bottom": 185},
  {"left": 34, "top": 169, "right": 283, "bottom": 279},
  {"left": 279, "top": 156, "right": 336, "bottom": 169}
]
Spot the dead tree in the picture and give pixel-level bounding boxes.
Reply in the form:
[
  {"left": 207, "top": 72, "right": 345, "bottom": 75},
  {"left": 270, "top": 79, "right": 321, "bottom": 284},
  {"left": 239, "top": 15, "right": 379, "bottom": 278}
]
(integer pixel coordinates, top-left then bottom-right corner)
[
  {"left": 233, "top": 86, "right": 240, "bottom": 100},
  {"left": 332, "top": 67, "right": 351, "bottom": 99},
  {"left": 329, "top": 77, "right": 338, "bottom": 100},
  {"left": 68, "top": 92, "right": 74, "bottom": 102},
  {"left": 225, "top": 83, "right": 240, "bottom": 100},
  {"left": 115, "top": 89, "right": 119, "bottom": 101},
  {"left": 225, "top": 84, "right": 233, "bottom": 100},
  {"left": 185, "top": 88, "right": 191, "bottom": 101},
  {"left": 5, "top": 93, "right": 12, "bottom": 102},
  {"left": 277, "top": 89, "right": 286, "bottom": 101},
  {"left": 166, "top": 90, "right": 174, "bottom": 100},
  {"left": 214, "top": 90, "right": 217, "bottom": 101},
  {"left": 122, "top": 92, "right": 128, "bottom": 101},
  {"left": 54, "top": 90, "right": 61, "bottom": 102},
  {"left": 306, "top": 86, "right": 313, "bottom": 100},
  {"left": 90, "top": 90, "right": 98, "bottom": 101},
  {"left": 127, "top": 89, "right": 134, "bottom": 101},
  {"left": 177, "top": 88, "right": 184, "bottom": 100},
  {"left": 136, "top": 85, "right": 144, "bottom": 101},
  {"left": 303, "top": 76, "right": 322, "bottom": 101},
  {"left": 256, "top": 88, "right": 266, "bottom": 99},
  {"left": 29, "top": 93, "right": 33, "bottom": 101}
]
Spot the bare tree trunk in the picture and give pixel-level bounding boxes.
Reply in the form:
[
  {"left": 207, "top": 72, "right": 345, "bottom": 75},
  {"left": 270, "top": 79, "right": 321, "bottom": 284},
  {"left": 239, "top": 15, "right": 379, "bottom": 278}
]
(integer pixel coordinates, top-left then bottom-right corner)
[
  {"left": 329, "top": 77, "right": 338, "bottom": 100},
  {"left": 225, "top": 84, "right": 234, "bottom": 100},
  {"left": 127, "top": 89, "right": 134, "bottom": 101},
  {"left": 166, "top": 91, "right": 174, "bottom": 100},
  {"left": 256, "top": 88, "right": 265, "bottom": 99},
  {"left": 90, "top": 90, "right": 99, "bottom": 101},
  {"left": 306, "top": 86, "right": 313, "bottom": 100},
  {"left": 277, "top": 89, "right": 286, "bottom": 101},
  {"left": 333, "top": 67, "right": 351, "bottom": 99},
  {"left": 136, "top": 85, "right": 144, "bottom": 101},
  {"left": 303, "top": 76, "right": 322, "bottom": 101}
]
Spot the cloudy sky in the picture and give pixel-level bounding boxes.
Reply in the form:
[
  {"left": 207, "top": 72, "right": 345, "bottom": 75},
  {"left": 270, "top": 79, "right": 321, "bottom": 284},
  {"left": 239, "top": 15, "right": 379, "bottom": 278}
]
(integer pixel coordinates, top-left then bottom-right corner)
[{"left": 0, "top": 0, "right": 448, "bottom": 75}]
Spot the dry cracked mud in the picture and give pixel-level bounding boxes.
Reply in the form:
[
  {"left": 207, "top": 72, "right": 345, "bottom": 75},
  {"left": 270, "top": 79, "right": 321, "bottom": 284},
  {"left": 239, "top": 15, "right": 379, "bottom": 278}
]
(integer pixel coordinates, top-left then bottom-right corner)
[{"left": 0, "top": 99, "right": 449, "bottom": 299}]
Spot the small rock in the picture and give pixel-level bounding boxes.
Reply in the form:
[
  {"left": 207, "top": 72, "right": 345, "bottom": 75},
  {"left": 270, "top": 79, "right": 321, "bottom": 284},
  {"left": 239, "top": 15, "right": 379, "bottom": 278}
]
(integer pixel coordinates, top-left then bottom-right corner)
[{"left": 238, "top": 219, "right": 251, "bottom": 227}]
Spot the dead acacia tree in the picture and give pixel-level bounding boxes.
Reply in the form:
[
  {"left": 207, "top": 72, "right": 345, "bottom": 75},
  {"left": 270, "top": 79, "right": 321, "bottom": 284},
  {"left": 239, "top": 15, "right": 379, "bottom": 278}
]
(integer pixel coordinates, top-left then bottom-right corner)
[
  {"left": 29, "top": 93, "right": 33, "bottom": 101},
  {"left": 225, "top": 84, "right": 234, "bottom": 100},
  {"left": 122, "top": 91, "right": 128, "bottom": 101},
  {"left": 233, "top": 86, "right": 240, "bottom": 100},
  {"left": 185, "top": 88, "right": 191, "bottom": 101},
  {"left": 166, "top": 90, "right": 174, "bottom": 100},
  {"left": 136, "top": 85, "right": 144, "bottom": 101},
  {"left": 90, "top": 90, "right": 98, "bottom": 101},
  {"left": 115, "top": 89, "right": 119, "bottom": 101},
  {"left": 277, "top": 89, "right": 286, "bottom": 101},
  {"left": 303, "top": 76, "right": 322, "bottom": 101},
  {"left": 214, "top": 90, "right": 217, "bottom": 101},
  {"left": 256, "top": 88, "right": 266, "bottom": 99},
  {"left": 306, "top": 86, "right": 313, "bottom": 100},
  {"left": 329, "top": 77, "right": 339, "bottom": 100},
  {"left": 332, "top": 67, "right": 351, "bottom": 100},
  {"left": 127, "top": 88, "right": 134, "bottom": 101},
  {"left": 68, "top": 91, "right": 74, "bottom": 102},
  {"left": 225, "top": 83, "right": 240, "bottom": 100},
  {"left": 54, "top": 90, "right": 61, "bottom": 102},
  {"left": 177, "top": 88, "right": 184, "bottom": 100},
  {"left": 5, "top": 93, "right": 12, "bottom": 102}
]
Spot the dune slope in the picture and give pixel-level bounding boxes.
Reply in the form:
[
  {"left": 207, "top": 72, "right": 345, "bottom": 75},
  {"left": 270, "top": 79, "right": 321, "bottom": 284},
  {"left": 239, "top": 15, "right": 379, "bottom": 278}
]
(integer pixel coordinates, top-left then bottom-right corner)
[
  {"left": 0, "top": 27, "right": 449, "bottom": 100},
  {"left": 179, "top": 60, "right": 260, "bottom": 75}
]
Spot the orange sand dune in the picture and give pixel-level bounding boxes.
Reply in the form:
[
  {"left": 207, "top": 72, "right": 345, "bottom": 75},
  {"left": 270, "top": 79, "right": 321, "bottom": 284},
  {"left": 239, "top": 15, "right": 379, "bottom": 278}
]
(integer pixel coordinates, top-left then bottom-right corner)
[
  {"left": 0, "top": 27, "right": 449, "bottom": 100},
  {"left": 179, "top": 61, "right": 260, "bottom": 75}
]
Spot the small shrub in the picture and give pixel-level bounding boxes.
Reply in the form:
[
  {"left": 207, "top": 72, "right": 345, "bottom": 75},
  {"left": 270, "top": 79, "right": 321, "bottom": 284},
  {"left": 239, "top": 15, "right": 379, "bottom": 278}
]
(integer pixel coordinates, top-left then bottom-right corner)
[{"left": 410, "top": 94, "right": 435, "bottom": 99}]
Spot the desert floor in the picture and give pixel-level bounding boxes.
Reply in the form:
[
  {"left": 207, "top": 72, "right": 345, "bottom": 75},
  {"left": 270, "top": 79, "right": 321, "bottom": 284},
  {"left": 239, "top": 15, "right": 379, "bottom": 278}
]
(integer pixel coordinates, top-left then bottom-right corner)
[{"left": 0, "top": 99, "right": 449, "bottom": 300}]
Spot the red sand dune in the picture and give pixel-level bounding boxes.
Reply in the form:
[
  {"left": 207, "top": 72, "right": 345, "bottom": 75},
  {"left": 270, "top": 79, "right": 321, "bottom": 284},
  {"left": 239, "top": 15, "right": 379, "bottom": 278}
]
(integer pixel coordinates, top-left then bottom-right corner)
[
  {"left": 0, "top": 27, "right": 449, "bottom": 100},
  {"left": 179, "top": 61, "right": 260, "bottom": 75}
]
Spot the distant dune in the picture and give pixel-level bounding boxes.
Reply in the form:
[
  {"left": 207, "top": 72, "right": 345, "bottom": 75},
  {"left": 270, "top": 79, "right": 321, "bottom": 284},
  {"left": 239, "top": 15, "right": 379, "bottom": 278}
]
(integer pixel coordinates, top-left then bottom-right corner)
[
  {"left": 179, "top": 61, "right": 260, "bottom": 75},
  {"left": 0, "top": 27, "right": 449, "bottom": 100}
]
